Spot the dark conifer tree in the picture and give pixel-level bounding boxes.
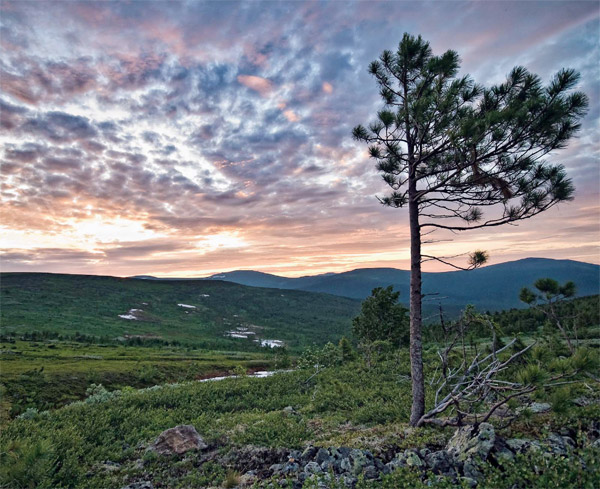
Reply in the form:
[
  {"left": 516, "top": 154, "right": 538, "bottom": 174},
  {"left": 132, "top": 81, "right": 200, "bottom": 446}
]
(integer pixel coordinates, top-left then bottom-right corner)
[{"left": 353, "top": 33, "right": 588, "bottom": 425}]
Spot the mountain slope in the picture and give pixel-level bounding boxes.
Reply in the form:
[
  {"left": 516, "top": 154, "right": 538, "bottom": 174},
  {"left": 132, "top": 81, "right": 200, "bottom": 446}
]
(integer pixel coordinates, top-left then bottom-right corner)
[
  {"left": 206, "top": 258, "right": 599, "bottom": 313},
  {"left": 0, "top": 273, "right": 360, "bottom": 350}
]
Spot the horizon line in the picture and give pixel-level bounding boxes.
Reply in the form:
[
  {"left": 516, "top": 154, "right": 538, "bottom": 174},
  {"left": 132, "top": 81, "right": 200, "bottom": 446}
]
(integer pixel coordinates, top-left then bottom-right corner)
[{"left": 1, "top": 256, "right": 597, "bottom": 280}]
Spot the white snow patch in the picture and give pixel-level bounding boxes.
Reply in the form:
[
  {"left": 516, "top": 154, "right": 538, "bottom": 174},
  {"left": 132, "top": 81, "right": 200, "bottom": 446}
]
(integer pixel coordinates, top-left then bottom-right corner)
[
  {"left": 256, "top": 339, "right": 285, "bottom": 348},
  {"left": 227, "top": 333, "right": 248, "bottom": 339},
  {"left": 118, "top": 308, "right": 143, "bottom": 320},
  {"left": 200, "top": 294, "right": 210, "bottom": 297},
  {"left": 177, "top": 303, "right": 196, "bottom": 309}
]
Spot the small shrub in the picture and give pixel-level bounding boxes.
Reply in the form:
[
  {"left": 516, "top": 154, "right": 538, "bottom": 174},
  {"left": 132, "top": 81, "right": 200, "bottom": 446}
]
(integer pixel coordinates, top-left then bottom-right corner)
[
  {"left": 223, "top": 470, "right": 240, "bottom": 488},
  {"left": 550, "top": 386, "right": 573, "bottom": 415},
  {"left": 517, "top": 364, "right": 546, "bottom": 386}
]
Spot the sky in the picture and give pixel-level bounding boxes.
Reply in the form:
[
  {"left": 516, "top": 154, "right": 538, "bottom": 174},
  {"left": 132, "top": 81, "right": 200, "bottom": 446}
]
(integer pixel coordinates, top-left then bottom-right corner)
[{"left": 0, "top": 0, "right": 598, "bottom": 278}]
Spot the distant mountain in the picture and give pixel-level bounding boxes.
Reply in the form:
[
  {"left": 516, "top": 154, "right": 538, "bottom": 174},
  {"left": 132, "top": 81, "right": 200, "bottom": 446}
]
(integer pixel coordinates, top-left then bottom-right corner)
[{"left": 203, "top": 258, "right": 599, "bottom": 314}]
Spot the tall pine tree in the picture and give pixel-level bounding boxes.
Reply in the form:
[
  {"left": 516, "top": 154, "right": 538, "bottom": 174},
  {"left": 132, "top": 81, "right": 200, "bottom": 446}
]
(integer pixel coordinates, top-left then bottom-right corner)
[{"left": 353, "top": 33, "right": 588, "bottom": 426}]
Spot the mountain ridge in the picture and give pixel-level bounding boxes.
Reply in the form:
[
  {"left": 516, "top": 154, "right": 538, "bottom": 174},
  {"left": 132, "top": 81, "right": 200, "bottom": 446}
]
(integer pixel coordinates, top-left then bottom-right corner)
[{"left": 139, "top": 258, "right": 599, "bottom": 313}]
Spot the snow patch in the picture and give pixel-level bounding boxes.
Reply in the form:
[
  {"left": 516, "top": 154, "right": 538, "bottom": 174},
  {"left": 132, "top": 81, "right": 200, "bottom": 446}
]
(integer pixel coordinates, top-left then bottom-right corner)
[
  {"left": 177, "top": 303, "right": 196, "bottom": 309},
  {"left": 256, "top": 339, "right": 285, "bottom": 348},
  {"left": 200, "top": 294, "right": 210, "bottom": 297},
  {"left": 118, "top": 308, "right": 143, "bottom": 320}
]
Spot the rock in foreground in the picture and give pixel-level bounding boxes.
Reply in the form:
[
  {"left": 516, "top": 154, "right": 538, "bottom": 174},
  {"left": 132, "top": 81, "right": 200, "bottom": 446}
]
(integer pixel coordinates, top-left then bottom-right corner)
[{"left": 150, "top": 425, "right": 207, "bottom": 456}]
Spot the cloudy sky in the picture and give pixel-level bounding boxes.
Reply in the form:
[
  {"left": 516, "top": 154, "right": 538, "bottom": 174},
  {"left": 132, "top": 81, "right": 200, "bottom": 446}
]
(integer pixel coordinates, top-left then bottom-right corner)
[{"left": 1, "top": 0, "right": 598, "bottom": 277}]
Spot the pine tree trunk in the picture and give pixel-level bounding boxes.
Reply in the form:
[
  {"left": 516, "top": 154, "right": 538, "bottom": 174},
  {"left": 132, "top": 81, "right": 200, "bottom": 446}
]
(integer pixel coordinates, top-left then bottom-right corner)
[{"left": 408, "top": 173, "right": 425, "bottom": 426}]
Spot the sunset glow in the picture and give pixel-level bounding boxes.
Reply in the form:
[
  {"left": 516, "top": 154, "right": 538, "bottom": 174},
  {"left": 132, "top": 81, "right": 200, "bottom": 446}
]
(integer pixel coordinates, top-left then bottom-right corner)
[{"left": 1, "top": 1, "right": 598, "bottom": 277}]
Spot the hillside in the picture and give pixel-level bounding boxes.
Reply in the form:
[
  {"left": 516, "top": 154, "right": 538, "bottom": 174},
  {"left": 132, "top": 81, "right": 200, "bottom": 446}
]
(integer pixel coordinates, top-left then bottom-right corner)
[
  {"left": 0, "top": 273, "right": 360, "bottom": 350},
  {"left": 202, "top": 258, "right": 599, "bottom": 314}
]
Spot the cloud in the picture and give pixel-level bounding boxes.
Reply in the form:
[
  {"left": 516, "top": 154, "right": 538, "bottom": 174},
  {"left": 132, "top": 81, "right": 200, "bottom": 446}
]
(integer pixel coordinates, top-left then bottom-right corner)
[
  {"left": 0, "top": 1, "right": 598, "bottom": 277},
  {"left": 237, "top": 74, "right": 274, "bottom": 95}
]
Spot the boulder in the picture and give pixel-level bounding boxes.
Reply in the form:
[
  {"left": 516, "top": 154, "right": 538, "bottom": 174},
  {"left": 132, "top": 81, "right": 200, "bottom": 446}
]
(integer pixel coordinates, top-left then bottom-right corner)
[
  {"left": 315, "top": 447, "right": 330, "bottom": 465},
  {"left": 530, "top": 402, "right": 551, "bottom": 413},
  {"left": 425, "top": 450, "right": 455, "bottom": 476},
  {"left": 150, "top": 425, "right": 207, "bottom": 456},
  {"left": 349, "top": 448, "right": 369, "bottom": 475},
  {"left": 505, "top": 438, "right": 531, "bottom": 453},
  {"left": 363, "top": 465, "right": 379, "bottom": 479},
  {"left": 447, "top": 423, "right": 495, "bottom": 480},
  {"left": 405, "top": 450, "right": 424, "bottom": 468},
  {"left": 301, "top": 446, "right": 318, "bottom": 461},
  {"left": 447, "top": 423, "right": 495, "bottom": 461},
  {"left": 304, "top": 461, "right": 321, "bottom": 474}
]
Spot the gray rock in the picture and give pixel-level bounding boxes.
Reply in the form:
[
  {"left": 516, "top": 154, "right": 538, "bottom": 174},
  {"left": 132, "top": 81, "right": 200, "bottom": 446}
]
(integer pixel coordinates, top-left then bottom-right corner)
[
  {"left": 281, "top": 462, "right": 300, "bottom": 474},
  {"left": 315, "top": 448, "right": 330, "bottom": 465},
  {"left": 573, "top": 396, "right": 593, "bottom": 407},
  {"left": 340, "top": 456, "right": 352, "bottom": 472},
  {"left": 386, "top": 452, "right": 407, "bottom": 470},
  {"left": 301, "top": 446, "right": 318, "bottom": 461},
  {"left": 447, "top": 423, "right": 495, "bottom": 461},
  {"left": 150, "top": 425, "right": 207, "bottom": 456},
  {"left": 341, "top": 474, "right": 357, "bottom": 488},
  {"left": 505, "top": 438, "right": 532, "bottom": 453},
  {"left": 304, "top": 461, "right": 321, "bottom": 474},
  {"left": 463, "top": 458, "right": 483, "bottom": 480},
  {"left": 363, "top": 465, "right": 378, "bottom": 479},
  {"left": 283, "top": 406, "right": 296, "bottom": 415},
  {"left": 545, "top": 433, "right": 568, "bottom": 455},
  {"left": 350, "top": 449, "right": 369, "bottom": 475},
  {"left": 405, "top": 450, "right": 424, "bottom": 468},
  {"left": 269, "top": 463, "right": 283, "bottom": 474},
  {"left": 491, "top": 437, "right": 515, "bottom": 462},
  {"left": 425, "top": 450, "right": 454, "bottom": 475},
  {"left": 528, "top": 402, "right": 551, "bottom": 414},
  {"left": 288, "top": 449, "right": 302, "bottom": 461}
]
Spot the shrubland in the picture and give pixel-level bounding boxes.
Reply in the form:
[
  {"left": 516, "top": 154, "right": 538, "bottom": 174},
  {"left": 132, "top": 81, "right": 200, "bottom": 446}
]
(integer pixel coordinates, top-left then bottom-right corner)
[
  {"left": 1, "top": 274, "right": 598, "bottom": 488},
  {"left": 1, "top": 328, "right": 598, "bottom": 488}
]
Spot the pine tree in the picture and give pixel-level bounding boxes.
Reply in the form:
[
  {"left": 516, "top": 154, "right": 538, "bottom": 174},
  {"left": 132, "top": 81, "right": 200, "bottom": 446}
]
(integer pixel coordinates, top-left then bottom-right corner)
[{"left": 353, "top": 33, "right": 588, "bottom": 426}]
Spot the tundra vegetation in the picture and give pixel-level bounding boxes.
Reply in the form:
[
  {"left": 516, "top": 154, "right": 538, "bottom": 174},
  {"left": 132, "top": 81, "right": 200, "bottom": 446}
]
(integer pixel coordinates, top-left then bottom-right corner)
[{"left": 0, "top": 277, "right": 598, "bottom": 488}]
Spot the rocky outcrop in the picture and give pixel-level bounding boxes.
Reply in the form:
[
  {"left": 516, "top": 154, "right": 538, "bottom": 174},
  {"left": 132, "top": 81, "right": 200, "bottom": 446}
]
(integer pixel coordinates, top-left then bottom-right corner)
[
  {"left": 126, "top": 422, "right": 590, "bottom": 488},
  {"left": 150, "top": 425, "right": 207, "bottom": 456},
  {"left": 228, "top": 423, "right": 585, "bottom": 488}
]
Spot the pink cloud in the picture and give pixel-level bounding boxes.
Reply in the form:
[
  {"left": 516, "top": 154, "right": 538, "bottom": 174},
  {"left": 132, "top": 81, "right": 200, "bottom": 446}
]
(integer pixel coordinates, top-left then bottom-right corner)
[{"left": 237, "top": 75, "right": 274, "bottom": 96}]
